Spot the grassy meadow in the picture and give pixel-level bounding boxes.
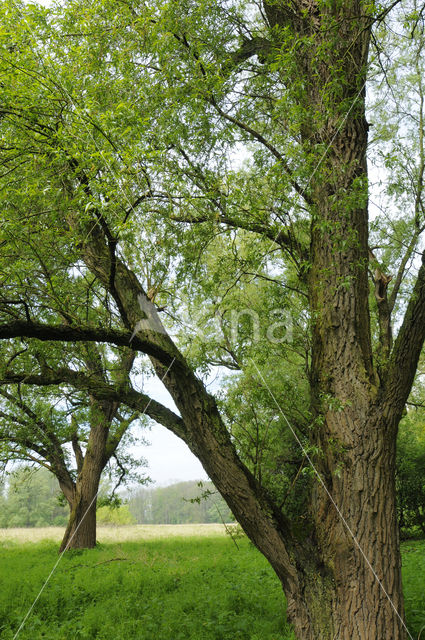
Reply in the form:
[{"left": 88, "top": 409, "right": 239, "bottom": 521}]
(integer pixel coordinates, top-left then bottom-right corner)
[
  {"left": 0, "top": 523, "right": 229, "bottom": 544},
  {"left": 0, "top": 526, "right": 423, "bottom": 639}
]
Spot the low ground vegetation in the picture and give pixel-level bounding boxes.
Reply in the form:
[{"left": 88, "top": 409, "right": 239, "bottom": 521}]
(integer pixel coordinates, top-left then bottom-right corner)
[{"left": 0, "top": 531, "right": 424, "bottom": 639}]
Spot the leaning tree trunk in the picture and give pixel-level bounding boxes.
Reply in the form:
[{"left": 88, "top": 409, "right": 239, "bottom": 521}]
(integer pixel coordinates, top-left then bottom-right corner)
[
  {"left": 74, "top": 174, "right": 410, "bottom": 637},
  {"left": 67, "top": 0, "right": 412, "bottom": 632}
]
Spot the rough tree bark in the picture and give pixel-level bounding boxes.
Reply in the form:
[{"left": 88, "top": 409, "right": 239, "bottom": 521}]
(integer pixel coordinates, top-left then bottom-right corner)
[
  {"left": 288, "top": 3, "right": 408, "bottom": 636},
  {"left": 59, "top": 468, "right": 99, "bottom": 551},
  {"left": 2, "top": 1, "right": 425, "bottom": 637},
  {"left": 74, "top": 2, "right": 412, "bottom": 637},
  {"left": 58, "top": 398, "right": 115, "bottom": 552}
]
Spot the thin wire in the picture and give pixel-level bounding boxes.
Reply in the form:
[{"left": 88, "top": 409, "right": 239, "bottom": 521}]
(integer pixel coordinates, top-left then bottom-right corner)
[
  {"left": 251, "top": 361, "right": 414, "bottom": 640},
  {"left": 244, "top": 28, "right": 415, "bottom": 637},
  {"left": 12, "top": 356, "right": 176, "bottom": 640},
  {"left": 5, "top": 2, "right": 413, "bottom": 638}
]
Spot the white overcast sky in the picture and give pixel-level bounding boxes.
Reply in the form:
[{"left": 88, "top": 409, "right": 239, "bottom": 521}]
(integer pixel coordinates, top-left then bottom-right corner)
[{"left": 137, "top": 378, "right": 209, "bottom": 487}]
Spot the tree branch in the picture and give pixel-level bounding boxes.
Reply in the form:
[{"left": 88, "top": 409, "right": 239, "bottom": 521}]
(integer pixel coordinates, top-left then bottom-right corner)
[
  {"left": 167, "top": 26, "right": 312, "bottom": 206},
  {"left": 224, "top": 36, "right": 272, "bottom": 70},
  {"left": 209, "top": 99, "right": 313, "bottom": 205},
  {"left": 105, "top": 410, "right": 140, "bottom": 459},
  {"left": 0, "top": 447, "right": 53, "bottom": 472},
  {"left": 70, "top": 416, "right": 84, "bottom": 474},
  {"left": 0, "top": 369, "right": 187, "bottom": 442},
  {"left": 383, "top": 251, "right": 425, "bottom": 414},
  {"left": 0, "top": 387, "right": 73, "bottom": 479},
  {"left": 0, "top": 320, "right": 176, "bottom": 367},
  {"left": 369, "top": 250, "right": 393, "bottom": 361},
  {"left": 170, "top": 212, "right": 308, "bottom": 266},
  {"left": 388, "top": 229, "right": 424, "bottom": 313}
]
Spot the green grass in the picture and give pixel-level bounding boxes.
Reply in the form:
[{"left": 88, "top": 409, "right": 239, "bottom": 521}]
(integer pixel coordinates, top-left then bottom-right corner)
[
  {"left": 402, "top": 539, "right": 425, "bottom": 636},
  {"left": 0, "top": 536, "right": 295, "bottom": 640},
  {"left": 0, "top": 535, "right": 423, "bottom": 640}
]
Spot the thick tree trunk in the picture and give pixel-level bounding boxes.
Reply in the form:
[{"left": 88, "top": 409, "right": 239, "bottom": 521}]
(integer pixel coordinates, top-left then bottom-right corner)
[
  {"left": 280, "top": 410, "right": 405, "bottom": 640},
  {"left": 182, "top": 403, "right": 405, "bottom": 639},
  {"left": 59, "top": 468, "right": 100, "bottom": 552},
  {"left": 275, "top": 3, "right": 406, "bottom": 636},
  {"left": 255, "top": 3, "right": 408, "bottom": 637},
  {"left": 59, "top": 400, "right": 112, "bottom": 552},
  {"left": 69, "top": 1, "right": 411, "bottom": 630}
]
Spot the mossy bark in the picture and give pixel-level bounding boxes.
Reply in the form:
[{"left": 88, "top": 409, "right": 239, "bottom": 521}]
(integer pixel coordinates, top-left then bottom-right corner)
[{"left": 66, "top": 2, "right": 411, "bottom": 635}]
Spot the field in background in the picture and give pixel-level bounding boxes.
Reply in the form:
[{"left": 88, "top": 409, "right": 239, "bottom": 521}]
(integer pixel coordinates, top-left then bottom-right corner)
[{"left": 0, "top": 523, "right": 230, "bottom": 544}]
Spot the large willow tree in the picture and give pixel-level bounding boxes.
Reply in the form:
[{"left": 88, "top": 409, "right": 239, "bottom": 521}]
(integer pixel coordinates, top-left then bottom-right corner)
[{"left": 1, "top": 0, "right": 424, "bottom": 637}]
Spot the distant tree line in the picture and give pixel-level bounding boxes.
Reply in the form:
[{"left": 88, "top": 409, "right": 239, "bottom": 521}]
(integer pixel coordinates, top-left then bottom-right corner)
[
  {"left": 0, "top": 470, "right": 233, "bottom": 527},
  {"left": 127, "top": 481, "right": 233, "bottom": 525},
  {"left": 3, "top": 458, "right": 424, "bottom": 535}
]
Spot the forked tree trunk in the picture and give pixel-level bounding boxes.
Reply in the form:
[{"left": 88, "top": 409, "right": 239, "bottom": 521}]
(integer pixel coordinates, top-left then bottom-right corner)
[
  {"left": 69, "top": 1, "right": 413, "bottom": 631},
  {"left": 59, "top": 401, "right": 112, "bottom": 552}
]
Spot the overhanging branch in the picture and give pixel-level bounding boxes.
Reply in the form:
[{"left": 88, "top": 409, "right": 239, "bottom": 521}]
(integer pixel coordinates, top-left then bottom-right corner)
[
  {"left": 1, "top": 368, "right": 187, "bottom": 442},
  {"left": 170, "top": 212, "right": 309, "bottom": 266},
  {"left": 0, "top": 320, "right": 177, "bottom": 367}
]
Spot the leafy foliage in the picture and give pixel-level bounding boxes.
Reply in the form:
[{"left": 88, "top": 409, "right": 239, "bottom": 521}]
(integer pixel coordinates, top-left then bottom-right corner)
[
  {"left": 0, "top": 467, "right": 68, "bottom": 528},
  {"left": 96, "top": 504, "right": 135, "bottom": 526},
  {"left": 397, "top": 411, "right": 425, "bottom": 538}
]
